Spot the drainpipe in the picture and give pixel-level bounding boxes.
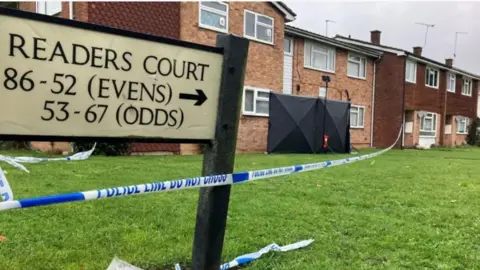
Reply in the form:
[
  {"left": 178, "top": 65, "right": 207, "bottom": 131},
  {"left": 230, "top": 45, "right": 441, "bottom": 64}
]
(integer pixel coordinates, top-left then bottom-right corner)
[
  {"left": 370, "top": 55, "right": 382, "bottom": 147},
  {"left": 401, "top": 55, "right": 407, "bottom": 149},
  {"left": 68, "top": 1, "right": 73, "bottom": 20},
  {"left": 440, "top": 72, "right": 447, "bottom": 146}
]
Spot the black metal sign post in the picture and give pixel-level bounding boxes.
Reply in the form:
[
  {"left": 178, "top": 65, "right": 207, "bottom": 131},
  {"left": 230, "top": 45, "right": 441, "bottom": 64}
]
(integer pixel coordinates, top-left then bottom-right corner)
[{"left": 192, "top": 34, "right": 249, "bottom": 270}]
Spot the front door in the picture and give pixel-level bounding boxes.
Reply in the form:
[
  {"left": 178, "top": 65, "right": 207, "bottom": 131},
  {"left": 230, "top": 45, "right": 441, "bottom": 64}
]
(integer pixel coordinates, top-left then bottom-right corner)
[{"left": 418, "top": 112, "right": 437, "bottom": 148}]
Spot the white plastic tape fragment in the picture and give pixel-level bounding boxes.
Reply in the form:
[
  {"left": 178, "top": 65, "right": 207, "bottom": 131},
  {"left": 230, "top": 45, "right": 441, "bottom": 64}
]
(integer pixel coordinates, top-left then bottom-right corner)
[
  {"left": 0, "top": 143, "right": 96, "bottom": 172},
  {"left": 219, "top": 239, "right": 314, "bottom": 269},
  {"left": 0, "top": 167, "right": 14, "bottom": 201},
  {"left": 173, "top": 239, "right": 314, "bottom": 270},
  {"left": 106, "top": 256, "right": 143, "bottom": 270}
]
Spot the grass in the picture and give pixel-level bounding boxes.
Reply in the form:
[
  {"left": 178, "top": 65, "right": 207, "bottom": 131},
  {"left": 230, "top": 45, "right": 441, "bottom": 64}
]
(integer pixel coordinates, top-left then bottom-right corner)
[{"left": 0, "top": 147, "right": 479, "bottom": 269}]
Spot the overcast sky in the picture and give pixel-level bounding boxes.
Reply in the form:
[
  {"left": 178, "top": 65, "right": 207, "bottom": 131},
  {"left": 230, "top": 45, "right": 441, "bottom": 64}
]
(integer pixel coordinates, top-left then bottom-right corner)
[{"left": 284, "top": 0, "right": 480, "bottom": 74}]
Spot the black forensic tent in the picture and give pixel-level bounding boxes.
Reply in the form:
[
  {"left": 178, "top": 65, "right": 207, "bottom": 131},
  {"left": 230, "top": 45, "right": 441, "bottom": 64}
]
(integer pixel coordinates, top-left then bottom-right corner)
[{"left": 267, "top": 92, "right": 351, "bottom": 154}]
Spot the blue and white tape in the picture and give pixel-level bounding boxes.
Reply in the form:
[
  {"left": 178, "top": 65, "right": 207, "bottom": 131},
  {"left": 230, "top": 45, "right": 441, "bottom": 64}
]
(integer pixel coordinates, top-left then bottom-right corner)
[
  {"left": 108, "top": 239, "right": 314, "bottom": 270},
  {"left": 0, "top": 127, "right": 401, "bottom": 212},
  {"left": 0, "top": 143, "right": 96, "bottom": 167},
  {"left": 0, "top": 167, "right": 13, "bottom": 201},
  {"left": 218, "top": 239, "right": 314, "bottom": 269}
]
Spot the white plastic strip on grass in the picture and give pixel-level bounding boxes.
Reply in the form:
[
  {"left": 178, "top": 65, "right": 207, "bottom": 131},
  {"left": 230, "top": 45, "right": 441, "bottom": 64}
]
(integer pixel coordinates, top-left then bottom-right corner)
[
  {"left": 106, "top": 256, "right": 143, "bottom": 270},
  {"left": 0, "top": 167, "right": 14, "bottom": 201},
  {"left": 218, "top": 239, "right": 314, "bottom": 269},
  {"left": 0, "top": 143, "right": 96, "bottom": 165}
]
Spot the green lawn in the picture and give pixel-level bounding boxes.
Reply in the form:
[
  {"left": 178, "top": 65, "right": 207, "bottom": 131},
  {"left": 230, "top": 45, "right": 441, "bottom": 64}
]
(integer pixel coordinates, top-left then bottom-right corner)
[{"left": 0, "top": 147, "right": 479, "bottom": 270}]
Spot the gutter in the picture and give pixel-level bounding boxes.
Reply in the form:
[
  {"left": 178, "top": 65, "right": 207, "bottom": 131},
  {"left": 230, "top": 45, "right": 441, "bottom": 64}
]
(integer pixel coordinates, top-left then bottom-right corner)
[{"left": 285, "top": 27, "right": 380, "bottom": 58}]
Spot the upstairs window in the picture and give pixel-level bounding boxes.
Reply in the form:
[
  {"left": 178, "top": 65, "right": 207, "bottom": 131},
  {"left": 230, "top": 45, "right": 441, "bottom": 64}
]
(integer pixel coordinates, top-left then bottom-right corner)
[
  {"left": 37, "top": 1, "right": 62, "bottom": 16},
  {"left": 243, "top": 87, "right": 270, "bottom": 116},
  {"left": 199, "top": 1, "right": 229, "bottom": 33},
  {"left": 405, "top": 60, "right": 417, "bottom": 83},
  {"left": 347, "top": 54, "right": 366, "bottom": 79},
  {"left": 304, "top": 41, "right": 335, "bottom": 72},
  {"left": 350, "top": 105, "right": 365, "bottom": 128},
  {"left": 425, "top": 67, "right": 439, "bottom": 88},
  {"left": 419, "top": 112, "right": 436, "bottom": 136},
  {"left": 244, "top": 10, "right": 274, "bottom": 45},
  {"left": 447, "top": 73, "right": 456, "bottom": 93},
  {"left": 456, "top": 117, "right": 469, "bottom": 134},
  {"left": 462, "top": 78, "right": 472, "bottom": 96}
]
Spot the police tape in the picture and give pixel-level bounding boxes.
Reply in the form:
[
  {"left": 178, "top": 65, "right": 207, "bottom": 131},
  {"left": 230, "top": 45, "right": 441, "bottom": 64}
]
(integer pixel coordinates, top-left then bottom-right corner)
[
  {"left": 0, "top": 144, "right": 97, "bottom": 202},
  {"left": 0, "top": 167, "right": 14, "bottom": 201},
  {"left": 0, "top": 143, "right": 96, "bottom": 169},
  {"left": 218, "top": 239, "right": 314, "bottom": 270},
  {"left": 107, "top": 239, "right": 314, "bottom": 270},
  {"left": 0, "top": 127, "right": 401, "bottom": 212}
]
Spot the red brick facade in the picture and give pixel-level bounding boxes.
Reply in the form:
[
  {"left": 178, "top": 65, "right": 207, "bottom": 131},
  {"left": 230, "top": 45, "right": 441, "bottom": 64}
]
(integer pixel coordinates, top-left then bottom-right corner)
[
  {"left": 179, "top": 2, "right": 287, "bottom": 153},
  {"left": 290, "top": 38, "right": 375, "bottom": 148},
  {"left": 11, "top": 2, "right": 479, "bottom": 154},
  {"left": 372, "top": 53, "right": 405, "bottom": 148}
]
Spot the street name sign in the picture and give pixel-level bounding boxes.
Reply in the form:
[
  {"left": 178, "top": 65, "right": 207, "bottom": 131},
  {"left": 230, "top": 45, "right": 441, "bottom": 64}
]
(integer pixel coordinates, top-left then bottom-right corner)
[{"left": 0, "top": 8, "right": 223, "bottom": 142}]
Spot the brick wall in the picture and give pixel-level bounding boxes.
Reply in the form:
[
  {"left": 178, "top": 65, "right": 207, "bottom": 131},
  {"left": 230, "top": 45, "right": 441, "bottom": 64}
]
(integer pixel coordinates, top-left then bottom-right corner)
[
  {"left": 404, "top": 63, "right": 446, "bottom": 114},
  {"left": 291, "top": 38, "right": 374, "bottom": 147},
  {"left": 372, "top": 53, "right": 405, "bottom": 148},
  {"left": 447, "top": 76, "right": 478, "bottom": 118},
  {"left": 87, "top": 2, "right": 180, "bottom": 38},
  {"left": 179, "top": 2, "right": 285, "bottom": 153}
]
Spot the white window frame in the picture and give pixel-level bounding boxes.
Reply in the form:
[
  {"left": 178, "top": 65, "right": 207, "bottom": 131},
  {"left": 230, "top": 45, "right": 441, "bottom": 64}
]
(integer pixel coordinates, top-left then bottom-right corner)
[
  {"left": 36, "top": 1, "right": 62, "bottom": 16},
  {"left": 243, "top": 10, "right": 274, "bottom": 45},
  {"left": 304, "top": 40, "right": 336, "bottom": 73},
  {"left": 347, "top": 53, "right": 367, "bottom": 80},
  {"left": 462, "top": 77, "right": 473, "bottom": 96},
  {"left": 419, "top": 112, "right": 437, "bottom": 137},
  {"left": 456, "top": 117, "right": 469, "bottom": 134},
  {"left": 198, "top": 1, "right": 229, "bottom": 33},
  {"left": 447, "top": 73, "right": 456, "bottom": 93},
  {"left": 425, "top": 67, "right": 439, "bottom": 89},
  {"left": 405, "top": 60, "right": 417, "bottom": 83},
  {"left": 284, "top": 37, "right": 293, "bottom": 55},
  {"left": 242, "top": 87, "right": 270, "bottom": 117},
  {"left": 350, "top": 105, "right": 365, "bottom": 129}
]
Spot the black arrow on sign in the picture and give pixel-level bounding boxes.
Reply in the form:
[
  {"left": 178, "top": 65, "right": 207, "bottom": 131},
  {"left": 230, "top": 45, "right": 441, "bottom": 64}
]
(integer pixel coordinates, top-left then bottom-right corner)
[{"left": 179, "top": 89, "right": 207, "bottom": 106}]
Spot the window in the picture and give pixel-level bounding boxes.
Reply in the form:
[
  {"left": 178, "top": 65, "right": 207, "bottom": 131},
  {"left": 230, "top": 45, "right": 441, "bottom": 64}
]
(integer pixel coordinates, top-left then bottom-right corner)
[
  {"left": 456, "top": 117, "right": 469, "bottom": 134},
  {"left": 405, "top": 60, "right": 417, "bottom": 83},
  {"left": 319, "top": 87, "right": 326, "bottom": 98},
  {"left": 425, "top": 67, "right": 439, "bottom": 88},
  {"left": 304, "top": 40, "right": 335, "bottom": 72},
  {"left": 199, "top": 1, "right": 228, "bottom": 33},
  {"left": 36, "top": 1, "right": 62, "bottom": 16},
  {"left": 447, "top": 73, "right": 456, "bottom": 93},
  {"left": 243, "top": 87, "right": 270, "bottom": 116},
  {"left": 462, "top": 78, "right": 472, "bottom": 96},
  {"left": 284, "top": 38, "right": 293, "bottom": 55},
  {"left": 350, "top": 105, "right": 365, "bottom": 128},
  {"left": 347, "top": 54, "right": 366, "bottom": 79},
  {"left": 244, "top": 10, "right": 274, "bottom": 44},
  {"left": 419, "top": 112, "right": 436, "bottom": 136}
]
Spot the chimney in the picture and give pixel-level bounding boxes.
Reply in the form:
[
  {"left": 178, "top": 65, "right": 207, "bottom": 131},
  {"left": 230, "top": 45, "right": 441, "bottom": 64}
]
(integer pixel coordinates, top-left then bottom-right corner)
[
  {"left": 413, "top": 46, "right": 422, "bottom": 56},
  {"left": 370, "top": 30, "right": 381, "bottom": 45},
  {"left": 445, "top": 58, "right": 453, "bottom": 67}
]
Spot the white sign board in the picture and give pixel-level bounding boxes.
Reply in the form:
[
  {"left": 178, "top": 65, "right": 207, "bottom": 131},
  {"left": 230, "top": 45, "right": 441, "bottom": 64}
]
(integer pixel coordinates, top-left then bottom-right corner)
[{"left": 0, "top": 11, "right": 223, "bottom": 141}]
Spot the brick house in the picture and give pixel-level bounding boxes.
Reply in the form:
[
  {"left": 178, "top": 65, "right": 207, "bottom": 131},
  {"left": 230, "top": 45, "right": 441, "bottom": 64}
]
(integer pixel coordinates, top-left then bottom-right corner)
[
  {"left": 335, "top": 31, "right": 479, "bottom": 148},
  {"left": 283, "top": 26, "right": 381, "bottom": 148},
  {"left": 11, "top": 1, "right": 298, "bottom": 154}
]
